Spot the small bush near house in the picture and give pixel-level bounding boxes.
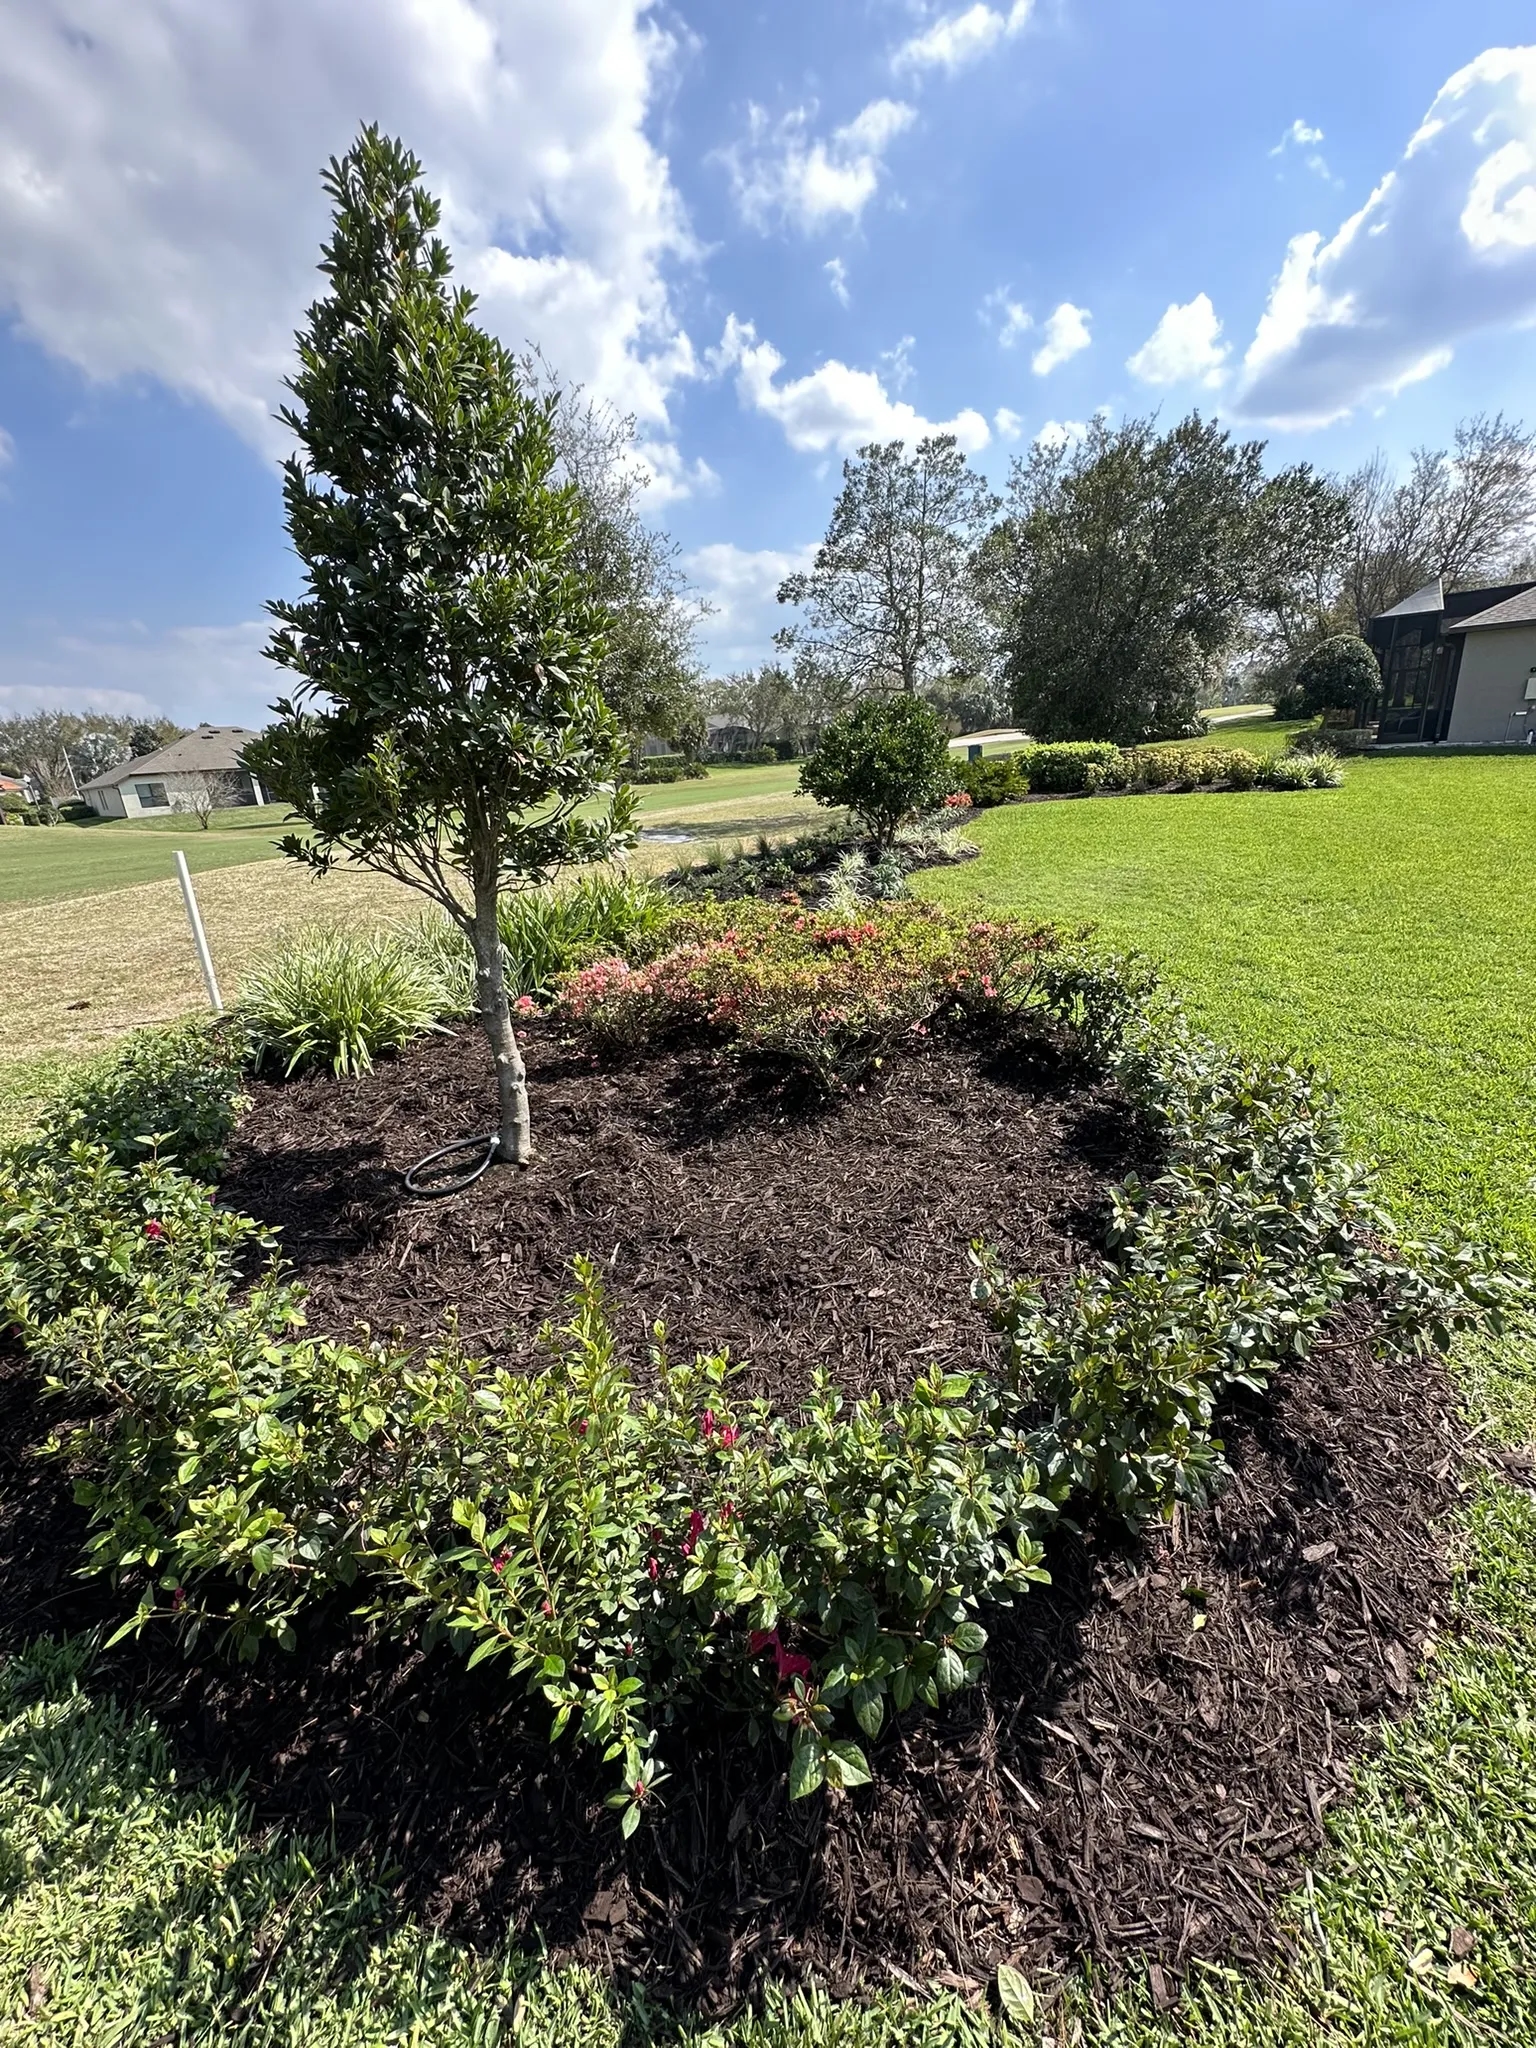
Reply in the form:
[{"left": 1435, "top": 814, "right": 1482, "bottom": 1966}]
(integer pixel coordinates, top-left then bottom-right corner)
[
  {"left": 724, "top": 745, "right": 779, "bottom": 767},
  {"left": 1293, "top": 634, "right": 1381, "bottom": 718},
  {"left": 241, "top": 928, "right": 454, "bottom": 1077},
  {"left": 38, "top": 1020, "right": 249, "bottom": 1183},
  {"left": 799, "top": 698, "right": 955, "bottom": 847}
]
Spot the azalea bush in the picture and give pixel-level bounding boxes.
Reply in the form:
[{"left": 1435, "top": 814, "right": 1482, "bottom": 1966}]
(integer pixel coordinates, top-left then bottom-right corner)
[
  {"left": 38, "top": 1020, "right": 249, "bottom": 1181},
  {"left": 553, "top": 900, "right": 1063, "bottom": 1087}
]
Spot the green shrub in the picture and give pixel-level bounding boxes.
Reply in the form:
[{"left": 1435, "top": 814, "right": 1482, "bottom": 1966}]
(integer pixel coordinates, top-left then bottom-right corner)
[
  {"left": 724, "top": 745, "right": 778, "bottom": 766},
  {"left": 626, "top": 754, "right": 708, "bottom": 786},
  {"left": 37, "top": 1020, "right": 249, "bottom": 1181},
  {"left": 1018, "top": 741, "right": 1121, "bottom": 793},
  {"left": 950, "top": 754, "right": 1024, "bottom": 807},
  {"left": 1293, "top": 634, "right": 1380, "bottom": 717},
  {"left": 415, "top": 872, "right": 670, "bottom": 1013},
  {"left": 241, "top": 928, "right": 453, "bottom": 1077},
  {"left": 799, "top": 698, "right": 954, "bottom": 846}
]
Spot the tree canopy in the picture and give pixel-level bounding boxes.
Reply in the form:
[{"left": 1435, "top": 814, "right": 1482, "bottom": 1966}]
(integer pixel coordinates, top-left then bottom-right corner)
[
  {"left": 976, "top": 415, "right": 1347, "bottom": 744},
  {"left": 777, "top": 436, "right": 997, "bottom": 698},
  {"left": 247, "top": 127, "right": 631, "bottom": 1168}
]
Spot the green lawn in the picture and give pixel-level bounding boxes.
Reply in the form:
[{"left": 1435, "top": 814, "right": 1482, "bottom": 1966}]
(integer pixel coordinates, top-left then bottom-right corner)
[
  {"left": 0, "top": 806, "right": 293, "bottom": 907},
  {"left": 922, "top": 751, "right": 1536, "bottom": 1265},
  {"left": 6, "top": 745, "right": 1536, "bottom": 2044}
]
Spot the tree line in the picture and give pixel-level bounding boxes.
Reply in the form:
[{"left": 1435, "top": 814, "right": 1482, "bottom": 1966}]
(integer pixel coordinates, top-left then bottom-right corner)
[{"left": 725, "top": 411, "right": 1536, "bottom": 749}]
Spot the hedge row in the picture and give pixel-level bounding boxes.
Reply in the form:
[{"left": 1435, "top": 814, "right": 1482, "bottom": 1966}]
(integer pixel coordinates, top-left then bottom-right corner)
[
  {"left": 0, "top": 916, "right": 1513, "bottom": 1829},
  {"left": 952, "top": 741, "right": 1340, "bottom": 807}
]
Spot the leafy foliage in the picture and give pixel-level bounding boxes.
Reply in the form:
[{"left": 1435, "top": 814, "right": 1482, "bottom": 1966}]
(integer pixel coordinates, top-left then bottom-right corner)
[
  {"left": 950, "top": 754, "right": 1026, "bottom": 808},
  {"left": 1292, "top": 633, "right": 1382, "bottom": 717},
  {"left": 977, "top": 414, "right": 1349, "bottom": 743},
  {"left": 241, "top": 928, "right": 453, "bottom": 1076},
  {"left": 799, "top": 697, "right": 956, "bottom": 848},
  {"left": 244, "top": 128, "right": 632, "bottom": 1164},
  {"left": 37, "top": 1021, "right": 249, "bottom": 1182},
  {"left": 1018, "top": 741, "right": 1121, "bottom": 793}
]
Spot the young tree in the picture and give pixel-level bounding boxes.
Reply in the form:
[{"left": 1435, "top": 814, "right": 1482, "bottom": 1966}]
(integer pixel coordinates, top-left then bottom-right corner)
[
  {"left": 777, "top": 436, "right": 998, "bottom": 697},
  {"left": 247, "top": 128, "right": 631, "bottom": 1168},
  {"left": 976, "top": 414, "right": 1344, "bottom": 744},
  {"left": 798, "top": 696, "right": 953, "bottom": 848}
]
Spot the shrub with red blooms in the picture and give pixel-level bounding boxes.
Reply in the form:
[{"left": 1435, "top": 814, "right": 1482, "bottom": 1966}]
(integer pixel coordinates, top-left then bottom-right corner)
[{"left": 553, "top": 900, "right": 1065, "bottom": 1087}]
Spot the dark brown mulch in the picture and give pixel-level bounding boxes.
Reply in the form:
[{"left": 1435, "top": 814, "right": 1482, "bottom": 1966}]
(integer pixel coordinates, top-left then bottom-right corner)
[
  {"left": 0, "top": 1030, "right": 1465, "bottom": 2016},
  {"left": 216, "top": 1019, "right": 1145, "bottom": 1401}
]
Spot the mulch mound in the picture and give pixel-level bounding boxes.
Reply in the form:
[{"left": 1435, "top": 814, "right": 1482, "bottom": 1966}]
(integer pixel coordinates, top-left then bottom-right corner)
[
  {"left": 215, "top": 1019, "right": 1144, "bottom": 1400},
  {"left": 0, "top": 1025, "right": 1465, "bottom": 2017}
]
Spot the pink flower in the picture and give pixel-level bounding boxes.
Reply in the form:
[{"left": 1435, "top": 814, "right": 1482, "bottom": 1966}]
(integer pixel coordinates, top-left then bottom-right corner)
[
  {"left": 748, "top": 1627, "right": 815, "bottom": 1686},
  {"left": 492, "top": 1550, "right": 510, "bottom": 1575},
  {"left": 575, "top": 1419, "right": 589, "bottom": 1436},
  {"left": 143, "top": 1219, "right": 166, "bottom": 1241},
  {"left": 170, "top": 1586, "right": 185, "bottom": 1612},
  {"left": 513, "top": 994, "right": 536, "bottom": 1015},
  {"left": 718, "top": 1425, "right": 740, "bottom": 1449},
  {"left": 749, "top": 1627, "right": 779, "bottom": 1656},
  {"left": 648, "top": 1557, "right": 660, "bottom": 1581},
  {"left": 681, "top": 1509, "right": 705, "bottom": 1557},
  {"left": 700, "top": 1409, "right": 717, "bottom": 1439}
]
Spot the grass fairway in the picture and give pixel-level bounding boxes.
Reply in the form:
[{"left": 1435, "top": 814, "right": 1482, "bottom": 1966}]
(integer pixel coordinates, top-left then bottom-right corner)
[
  {"left": 0, "top": 806, "right": 293, "bottom": 907},
  {"left": 920, "top": 752, "right": 1536, "bottom": 1264}
]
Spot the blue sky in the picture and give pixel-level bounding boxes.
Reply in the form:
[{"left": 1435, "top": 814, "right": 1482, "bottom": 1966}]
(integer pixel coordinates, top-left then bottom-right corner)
[{"left": 1, "top": 1, "right": 1534, "bottom": 725}]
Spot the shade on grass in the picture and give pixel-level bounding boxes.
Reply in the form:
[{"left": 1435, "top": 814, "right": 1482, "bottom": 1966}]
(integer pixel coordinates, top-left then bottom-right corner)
[{"left": 919, "top": 752, "right": 1536, "bottom": 1264}]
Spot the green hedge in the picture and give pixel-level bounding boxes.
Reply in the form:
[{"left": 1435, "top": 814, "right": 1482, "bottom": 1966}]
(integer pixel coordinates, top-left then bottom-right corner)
[{"left": 0, "top": 915, "right": 1513, "bottom": 1831}]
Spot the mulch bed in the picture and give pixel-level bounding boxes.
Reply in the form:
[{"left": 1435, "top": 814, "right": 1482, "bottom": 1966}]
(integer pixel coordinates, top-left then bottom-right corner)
[{"left": 0, "top": 1025, "right": 1466, "bottom": 2016}]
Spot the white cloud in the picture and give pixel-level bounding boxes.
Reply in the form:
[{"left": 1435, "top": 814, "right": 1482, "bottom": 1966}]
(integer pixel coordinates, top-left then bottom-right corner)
[
  {"left": 1270, "top": 115, "right": 1332, "bottom": 180},
  {"left": 825, "top": 257, "right": 851, "bottom": 306},
  {"left": 725, "top": 98, "right": 915, "bottom": 232},
  {"left": 1126, "top": 293, "right": 1229, "bottom": 387},
  {"left": 1271, "top": 118, "right": 1324, "bottom": 155},
  {"left": 1034, "top": 417, "right": 1089, "bottom": 453},
  {"left": 992, "top": 407, "right": 1024, "bottom": 440},
  {"left": 683, "top": 541, "right": 818, "bottom": 671},
  {"left": 1238, "top": 46, "right": 1536, "bottom": 427},
  {"left": 894, "top": 2, "right": 1033, "bottom": 76},
  {"left": 0, "top": 426, "right": 14, "bottom": 471},
  {"left": 0, "top": 621, "right": 272, "bottom": 726},
  {"left": 981, "top": 287, "right": 1033, "bottom": 349},
  {"left": 1031, "top": 301, "right": 1091, "bottom": 375},
  {"left": 712, "top": 314, "right": 991, "bottom": 454},
  {"left": 0, "top": 1, "right": 699, "bottom": 477}
]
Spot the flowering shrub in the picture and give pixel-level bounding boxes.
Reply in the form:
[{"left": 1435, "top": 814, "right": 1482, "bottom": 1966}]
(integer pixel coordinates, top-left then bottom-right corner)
[{"left": 553, "top": 901, "right": 1064, "bottom": 1087}]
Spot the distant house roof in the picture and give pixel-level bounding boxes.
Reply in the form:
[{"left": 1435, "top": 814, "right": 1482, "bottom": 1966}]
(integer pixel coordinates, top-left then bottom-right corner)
[
  {"left": 79, "top": 725, "right": 262, "bottom": 793},
  {"left": 1376, "top": 578, "right": 1444, "bottom": 619},
  {"left": 1443, "top": 585, "right": 1536, "bottom": 633}
]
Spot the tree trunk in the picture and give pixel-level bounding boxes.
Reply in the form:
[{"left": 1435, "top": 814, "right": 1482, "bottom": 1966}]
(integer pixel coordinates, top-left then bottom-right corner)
[{"left": 470, "top": 881, "right": 531, "bottom": 1166}]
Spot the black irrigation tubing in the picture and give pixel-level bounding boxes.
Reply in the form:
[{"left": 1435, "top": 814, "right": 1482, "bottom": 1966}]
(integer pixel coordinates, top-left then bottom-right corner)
[{"left": 403, "top": 1131, "right": 501, "bottom": 1199}]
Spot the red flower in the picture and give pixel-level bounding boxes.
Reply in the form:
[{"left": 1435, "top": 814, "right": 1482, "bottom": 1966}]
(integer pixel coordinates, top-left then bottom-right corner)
[
  {"left": 575, "top": 1419, "right": 589, "bottom": 1436},
  {"left": 170, "top": 1586, "right": 185, "bottom": 1612},
  {"left": 681, "top": 1508, "right": 705, "bottom": 1557},
  {"left": 748, "top": 1626, "right": 813, "bottom": 1685},
  {"left": 777, "top": 1649, "right": 813, "bottom": 1682},
  {"left": 719, "top": 1498, "right": 738, "bottom": 1521},
  {"left": 700, "top": 1409, "right": 717, "bottom": 1440},
  {"left": 143, "top": 1219, "right": 166, "bottom": 1241},
  {"left": 492, "top": 1550, "right": 510, "bottom": 1575},
  {"left": 749, "top": 1627, "right": 779, "bottom": 1656},
  {"left": 648, "top": 1557, "right": 660, "bottom": 1581},
  {"left": 718, "top": 1424, "right": 739, "bottom": 1449}
]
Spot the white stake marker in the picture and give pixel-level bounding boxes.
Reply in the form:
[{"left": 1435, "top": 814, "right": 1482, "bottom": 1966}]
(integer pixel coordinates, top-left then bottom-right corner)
[{"left": 174, "top": 849, "right": 224, "bottom": 1015}]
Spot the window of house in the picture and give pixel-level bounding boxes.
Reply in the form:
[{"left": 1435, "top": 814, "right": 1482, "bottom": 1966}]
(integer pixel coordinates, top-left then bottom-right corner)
[{"left": 133, "top": 781, "right": 169, "bottom": 809}]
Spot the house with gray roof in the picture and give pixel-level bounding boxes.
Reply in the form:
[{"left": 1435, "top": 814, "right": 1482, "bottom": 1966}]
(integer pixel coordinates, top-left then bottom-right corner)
[
  {"left": 79, "top": 725, "right": 267, "bottom": 818},
  {"left": 1367, "top": 579, "right": 1536, "bottom": 745}
]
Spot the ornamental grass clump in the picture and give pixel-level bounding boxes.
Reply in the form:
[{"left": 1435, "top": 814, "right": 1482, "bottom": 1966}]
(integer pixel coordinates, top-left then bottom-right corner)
[{"left": 241, "top": 927, "right": 454, "bottom": 1076}]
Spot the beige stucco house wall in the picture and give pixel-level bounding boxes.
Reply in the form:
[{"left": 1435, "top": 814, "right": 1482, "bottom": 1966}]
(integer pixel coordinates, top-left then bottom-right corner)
[
  {"left": 80, "top": 726, "right": 265, "bottom": 817},
  {"left": 1446, "top": 620, "right": 1536, "bottom": 745}
]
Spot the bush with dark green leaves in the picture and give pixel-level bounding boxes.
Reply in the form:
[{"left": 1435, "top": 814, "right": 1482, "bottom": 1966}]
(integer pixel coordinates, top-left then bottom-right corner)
[
  {"left": 799, "top": 697, "right": 954, "bottom": 847},
  {"left": 1018, "top": 740, "right": 1121, "bottom": 793},
  {"left": 626, "top": 755, "right": 708, "bottom": 785},
  {"left": 38, "top": 1021, "right": 249, "bottom": 1182},
  {"left": 950, "top": 754, "right": 1025, "bottom": 807},
  {"left": 1293, "top": 635, "right": 1381, "bottom": 718}
]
